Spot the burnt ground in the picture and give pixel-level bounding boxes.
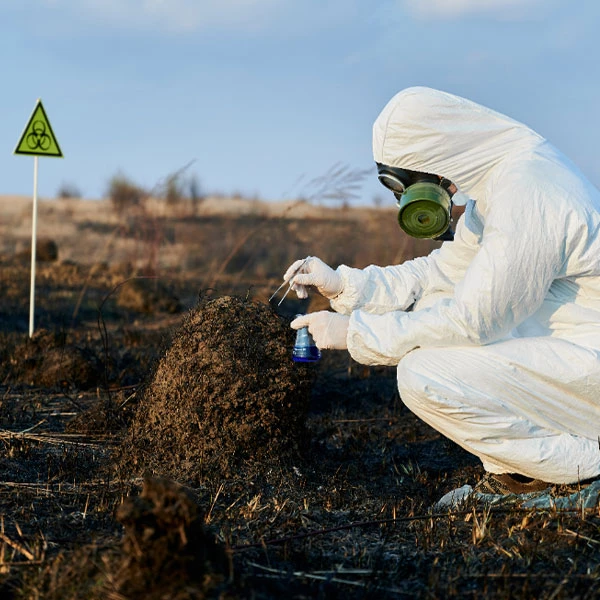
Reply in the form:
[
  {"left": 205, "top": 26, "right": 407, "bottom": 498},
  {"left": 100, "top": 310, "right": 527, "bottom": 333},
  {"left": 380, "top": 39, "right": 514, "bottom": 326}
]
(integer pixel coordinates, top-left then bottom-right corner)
[{"left": 0, "top": 205, "right": 599, "bottom": 599}]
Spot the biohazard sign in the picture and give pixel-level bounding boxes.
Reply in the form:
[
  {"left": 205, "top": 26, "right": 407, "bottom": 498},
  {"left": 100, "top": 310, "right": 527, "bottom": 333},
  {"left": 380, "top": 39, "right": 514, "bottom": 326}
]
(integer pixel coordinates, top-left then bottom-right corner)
[
  {"left": 14, "top": 98, "right": 64, "bottom": 337},
  {"left": 14, "top": 100, "right": 63, "bottom": 157}
]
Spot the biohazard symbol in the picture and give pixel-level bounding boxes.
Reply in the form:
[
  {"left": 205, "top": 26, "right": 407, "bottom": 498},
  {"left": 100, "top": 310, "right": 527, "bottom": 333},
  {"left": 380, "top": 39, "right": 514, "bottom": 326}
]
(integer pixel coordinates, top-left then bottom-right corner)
[
  {"left": 14, "top": 100, "right": 63, "bottom": 157},
  {"left": 27, "top": 121, "right": 52, "bottom": 151}
]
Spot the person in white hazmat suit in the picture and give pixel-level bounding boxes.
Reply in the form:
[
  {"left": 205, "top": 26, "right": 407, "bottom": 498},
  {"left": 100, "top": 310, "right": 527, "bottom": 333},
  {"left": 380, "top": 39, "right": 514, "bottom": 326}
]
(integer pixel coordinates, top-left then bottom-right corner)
[{"left": 283, "top": 86, "right": 600, "bottom": 503}]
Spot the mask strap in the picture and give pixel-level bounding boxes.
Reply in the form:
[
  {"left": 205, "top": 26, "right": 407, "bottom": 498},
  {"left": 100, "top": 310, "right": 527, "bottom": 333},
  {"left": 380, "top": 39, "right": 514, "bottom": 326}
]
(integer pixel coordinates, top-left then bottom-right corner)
[{"left": 439, "top": 177, "right": 453, "bottom": 194}]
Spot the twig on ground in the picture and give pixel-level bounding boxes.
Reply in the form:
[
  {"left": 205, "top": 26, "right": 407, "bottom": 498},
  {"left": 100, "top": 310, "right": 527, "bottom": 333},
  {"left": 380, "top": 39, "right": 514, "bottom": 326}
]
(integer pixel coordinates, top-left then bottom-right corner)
[
  {"left": 247, "top": 561, "right": 402, "bottom": 593},
  {"left": 0, "top": 532, "right": 35, "bottom": 561},
  {"left": 562, "top": 528, "right": 600, "bottom": 545},
  {"left": 0, "top": 429, "right": 110, "bottom": 448}
]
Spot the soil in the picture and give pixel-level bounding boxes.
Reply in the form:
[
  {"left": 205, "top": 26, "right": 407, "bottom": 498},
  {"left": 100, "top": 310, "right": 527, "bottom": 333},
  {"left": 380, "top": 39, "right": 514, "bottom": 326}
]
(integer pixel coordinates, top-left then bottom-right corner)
[
  {"left": 8, "top": 329, "right": 101, "bottom": 390},
  {"left": 1, "top": 199, "right": 599, "bottom": 599},
  {"left": 117, "top": 295, "right": 314, "bottom": 482}
]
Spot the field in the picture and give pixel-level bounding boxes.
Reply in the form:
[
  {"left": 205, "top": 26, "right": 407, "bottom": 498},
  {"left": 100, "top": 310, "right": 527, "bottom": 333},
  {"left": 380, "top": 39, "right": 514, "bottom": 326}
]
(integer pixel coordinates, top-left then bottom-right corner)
[{"left": 0, "top": 194, "right": 599, "bottom": 599}]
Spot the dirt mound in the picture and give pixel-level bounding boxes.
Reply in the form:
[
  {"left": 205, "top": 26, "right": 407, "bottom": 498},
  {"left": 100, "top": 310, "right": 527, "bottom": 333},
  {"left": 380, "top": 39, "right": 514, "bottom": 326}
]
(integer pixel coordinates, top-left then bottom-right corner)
[
  {"left": 15, "top": 237, "right": 59, "bottom": 262},
  {"left": 117, "top": 277, "right": 182, "bottom": 314},
  {"left": 21, "top": 477, "right": 236, "bottom": 600},
  {"left": 8, "top": 329, "right": 101, "bottom": 389},
  {"left": 117, "top": 295, "right": 314, "bottom": 483},
  {"left": 114, "top": 477, "right": 233, "bottom": 598}
]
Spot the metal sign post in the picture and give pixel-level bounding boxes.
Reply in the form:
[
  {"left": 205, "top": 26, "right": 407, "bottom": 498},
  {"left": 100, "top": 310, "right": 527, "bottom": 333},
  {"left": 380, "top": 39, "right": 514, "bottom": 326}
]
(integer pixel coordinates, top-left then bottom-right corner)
[
  {"left": 14, "top": 99, "right": 63, "bottom": 337},
  {"left": 29, "top": 156, "right": 39, "bottom": 338}
]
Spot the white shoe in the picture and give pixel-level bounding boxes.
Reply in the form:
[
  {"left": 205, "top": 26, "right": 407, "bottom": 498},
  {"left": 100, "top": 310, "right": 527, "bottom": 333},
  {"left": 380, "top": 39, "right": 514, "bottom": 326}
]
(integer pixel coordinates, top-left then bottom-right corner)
[{"left": 434, "top": 484, "right": 473, "bottom": 510}]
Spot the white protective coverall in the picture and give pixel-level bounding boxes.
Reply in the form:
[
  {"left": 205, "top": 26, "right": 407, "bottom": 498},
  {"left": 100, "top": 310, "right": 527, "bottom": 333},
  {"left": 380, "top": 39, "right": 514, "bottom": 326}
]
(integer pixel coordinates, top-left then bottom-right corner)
[{"left": 330, "top": 86, "right": 600, "bottom": 484}]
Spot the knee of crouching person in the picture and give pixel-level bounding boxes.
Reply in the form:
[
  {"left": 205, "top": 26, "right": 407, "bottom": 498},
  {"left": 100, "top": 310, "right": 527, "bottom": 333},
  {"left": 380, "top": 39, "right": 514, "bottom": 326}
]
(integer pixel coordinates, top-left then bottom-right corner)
[{"left": 396, "top": 348, "right": 427, "bottom": 409}]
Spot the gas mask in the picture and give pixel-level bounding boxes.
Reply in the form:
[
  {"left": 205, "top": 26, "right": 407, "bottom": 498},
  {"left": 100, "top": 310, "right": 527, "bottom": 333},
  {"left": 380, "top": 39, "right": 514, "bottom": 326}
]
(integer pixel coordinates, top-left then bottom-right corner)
[{"left": 377, "top": 163, "right": 455, "bottom": 240}]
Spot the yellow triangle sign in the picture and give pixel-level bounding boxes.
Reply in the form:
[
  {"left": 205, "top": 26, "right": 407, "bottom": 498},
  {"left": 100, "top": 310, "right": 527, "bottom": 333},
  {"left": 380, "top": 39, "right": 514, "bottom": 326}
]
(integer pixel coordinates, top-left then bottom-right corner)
[{"left": 14, "top": 100, "right": 63, "bottom": 157}]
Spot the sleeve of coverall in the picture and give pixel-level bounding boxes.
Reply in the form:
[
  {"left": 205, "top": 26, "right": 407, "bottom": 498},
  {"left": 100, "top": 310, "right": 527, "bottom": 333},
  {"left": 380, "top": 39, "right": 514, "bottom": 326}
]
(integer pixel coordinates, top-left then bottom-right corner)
[
  {"left": 346, "top": 182, "right": 566, "bottom": 366},
  {"left": 330, "top": 207, "right": 480, "bottom": 316}
]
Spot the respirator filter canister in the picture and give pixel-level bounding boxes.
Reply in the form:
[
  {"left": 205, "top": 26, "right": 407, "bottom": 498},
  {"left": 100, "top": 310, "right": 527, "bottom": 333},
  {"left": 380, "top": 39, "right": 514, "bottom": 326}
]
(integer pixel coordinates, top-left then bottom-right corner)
[{"left": 396, "top": 182, "right": 452, "bottom": 239}]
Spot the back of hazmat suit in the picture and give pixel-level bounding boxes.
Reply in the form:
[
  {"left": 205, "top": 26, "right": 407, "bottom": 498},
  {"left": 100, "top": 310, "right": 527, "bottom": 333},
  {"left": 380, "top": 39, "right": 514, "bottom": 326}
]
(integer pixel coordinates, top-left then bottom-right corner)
[{"left": 329, "top": 87, "right": 600, "bottom": 484}]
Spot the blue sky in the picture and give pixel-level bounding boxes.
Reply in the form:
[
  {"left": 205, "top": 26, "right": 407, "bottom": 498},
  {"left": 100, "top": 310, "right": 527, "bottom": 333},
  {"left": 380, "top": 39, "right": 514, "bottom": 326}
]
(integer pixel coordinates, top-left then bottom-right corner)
[{"left": 1, "top": 0, "right": 599, "bottom": 204}]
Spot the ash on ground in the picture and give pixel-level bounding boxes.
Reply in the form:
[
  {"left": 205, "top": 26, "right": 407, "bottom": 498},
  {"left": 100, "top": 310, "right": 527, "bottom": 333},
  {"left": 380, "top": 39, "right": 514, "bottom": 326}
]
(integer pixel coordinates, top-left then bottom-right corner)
[{"left": 117, "top": 295, "right": 315, "bottom": 483}]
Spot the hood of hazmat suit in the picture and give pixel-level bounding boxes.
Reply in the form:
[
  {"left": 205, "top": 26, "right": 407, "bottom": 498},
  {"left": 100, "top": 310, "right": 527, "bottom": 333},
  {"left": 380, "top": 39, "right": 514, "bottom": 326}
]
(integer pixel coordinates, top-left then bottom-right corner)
[{"left": 330, "top": 86, "right": 600, "bottom": 366}]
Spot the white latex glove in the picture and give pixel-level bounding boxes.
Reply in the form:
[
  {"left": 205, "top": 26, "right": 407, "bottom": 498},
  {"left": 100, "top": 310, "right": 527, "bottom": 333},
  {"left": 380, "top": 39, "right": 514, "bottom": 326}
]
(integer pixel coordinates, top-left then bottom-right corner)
[
  {"left": 291, "top": 311, "right": 349, "bottom": 350},
  {"left": 283, "top": 256, "right": 343, "bottom": 300}
]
